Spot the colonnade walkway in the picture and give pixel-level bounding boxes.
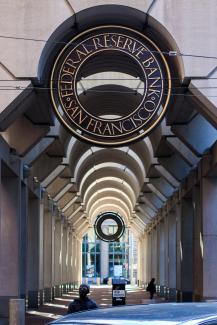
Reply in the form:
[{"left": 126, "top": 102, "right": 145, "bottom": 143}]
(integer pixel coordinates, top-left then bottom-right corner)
[{"left": 26, "top": 285, "right": 165, "bottom": 325}]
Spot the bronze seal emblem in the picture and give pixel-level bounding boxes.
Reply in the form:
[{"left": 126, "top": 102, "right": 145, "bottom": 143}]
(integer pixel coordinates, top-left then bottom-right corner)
[{"left": 51, "top": 25, "right": 171, "bottom": 146}]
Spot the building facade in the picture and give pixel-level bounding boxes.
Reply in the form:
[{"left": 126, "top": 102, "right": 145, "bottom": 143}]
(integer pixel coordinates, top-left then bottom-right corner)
[{"left": 0, "top": 0, "right": 217, "bottom": 320}]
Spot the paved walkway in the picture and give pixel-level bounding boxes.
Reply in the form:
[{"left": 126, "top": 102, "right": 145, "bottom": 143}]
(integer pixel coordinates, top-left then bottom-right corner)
[{"left": 26, "top": 285, "right": 164, "bottom": 325}]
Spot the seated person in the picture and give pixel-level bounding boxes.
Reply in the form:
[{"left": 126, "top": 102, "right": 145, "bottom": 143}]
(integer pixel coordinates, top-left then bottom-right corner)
[{"left": 67, "top": 284, "right": 98, "bottom": 313}]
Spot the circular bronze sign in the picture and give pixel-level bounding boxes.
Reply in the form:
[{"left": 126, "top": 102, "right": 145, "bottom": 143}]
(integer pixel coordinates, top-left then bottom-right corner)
[
  {"left": 94, "top": 212, "right": 125, "bottom": 242},
  {"left": 50, "top": 25, "right": 171, "bottom": 146}
]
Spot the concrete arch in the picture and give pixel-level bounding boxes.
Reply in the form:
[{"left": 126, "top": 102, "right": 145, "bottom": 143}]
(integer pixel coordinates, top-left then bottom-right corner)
[
  {"left": 85, "top": 188, "right": 134, "bottom": 214},
  {"left": 38, "top": 4, "right": 182, "bottom": 80},
  {"left": 88, "top": 197, "right": 131, "bottom": 222},
  {"left": 89, "top": 203, "right": 129, "bottom": 226},
  {"left": 78, "top": 162, "right": 140, "bottom": 198},
  {"left": 74, "top": 148, "right": 145, "bottom": 188},
  {"left": 79, "top": 167, "right": 140, "bottom": 202},
  {"left": 130, "top": 138, "right": 157, "bottom": 173},
  {"left": 83, "top": 177, "right": 136, "bottom": 207},
  {"left": 67, "top": 141, "right": 93, "bottom": 170},
  {"left": 87, "top": 196, "right": 132, "bottom": 220},
  {"left": 35, "top": 3, "right": 183, "bottom": 146}
]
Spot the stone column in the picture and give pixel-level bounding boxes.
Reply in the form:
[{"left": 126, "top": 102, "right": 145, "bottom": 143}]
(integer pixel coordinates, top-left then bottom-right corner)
[
  {"left": 27, "top": 188, "right": 44, "bottom": 308},
  {"left": 146, "top": 232, "right": 151, "bottom": 283},
  {"left": 201, "top": 175, "right": 217, "bottom": 300},
  {"left": 71, "top": 235, "right": 82, "bottom": 287},
  {"left": 192, "top": 185, "right": 203, "bottom": 301},
  {"left": 158, "top": 219, "right": 166, "bottom": 297},
  {"left": 9, "top": 299, "right": 25, "bottom": 325},
  {"left": 71, "top": 232, "right": 77, "bottom": 288},
  {"left": 137, "top": 239, "right": 142, "bottom": 286},
  {"left": 77, "top": 238, "right": 82, "bottom": 285},
  {"left": 53, "top": 213, "right": 63, "bottom": 297},
  {"left": 74, "top": 236, "right": 79, "bottom": 287},
  {"left": 167, "top": 209, "right": 177, "bottom": 301},
  {"left": 142, "top": 234, "right": 148, "bottom": 285},
  {"left": 100, "top": 240, "right": 109, "bottom": 280},
  {"left": 176, "top": 202, "right": 181, "bottom": 301},
  {"left": 164, "top": 213, "right": 169, "bottom": 293},
  {"left": 62, "top": 221, "right": 68, "bottom": 294},
  {"left": 43, "top": 195, "right": 54, "bottom": 302},
  {"left": 67, "top": 228, "right": 73, "bottom": 291},
  {"left": 0, "top": 162, "right": 27, "bottom": 317},
  {"left": 151, "top": 226, "right": 157, "bottom": 280},
  {"left": 179, "top": 197, "right": 193, "bottom": 301},
  {"left": 129, "top": 232, "right": 134, "bottom": 284},
  {"left": 20, "top": 183, "right": 28, "bottom": 300}
]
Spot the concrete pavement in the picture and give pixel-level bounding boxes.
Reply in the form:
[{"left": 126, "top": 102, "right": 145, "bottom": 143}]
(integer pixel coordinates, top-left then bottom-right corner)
[{"left": 26, "top": 285, "right": 164, "bottom": 325}]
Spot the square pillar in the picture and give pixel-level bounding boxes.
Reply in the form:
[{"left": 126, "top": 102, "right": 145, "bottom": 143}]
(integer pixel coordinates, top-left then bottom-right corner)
[
  {"left": 201, "top": 176, "right": 217, "bottom": 300},
  {"left": 43, "top": 195, "right": 54, "bottom": 302},
  {"left": 67, "top": 229, "right": 73, "bottom": 289},
  {"left": 62, "top": 222, "right": 68, "bottom": 294},
  {"left": 192, "top": 185, "right": 203, "bottom": 301},
  {"left": 27, "top": 190, "right": 44, "bottom": 308},
  {"left": 168, "top": 210, "right": 177, "bottom": 301},
  {"left": 151, "top": 227, "right": 157, "bottom": 280},
  {"left": 53, "top": 214, "right": 63, "bottom": 297},
  {"left": 178, "top": 197, "right": 193, "bottom": 302},
  {"left": 0, "top": 161, "right": 27, "bottom": 317},
  {"left": 158, "top": 220, "right": 166, "bottom": 296}
]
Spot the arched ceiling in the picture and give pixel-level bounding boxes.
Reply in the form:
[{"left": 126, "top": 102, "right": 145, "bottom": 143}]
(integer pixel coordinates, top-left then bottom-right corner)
[{"left": 0, "top": 3, "right": 217, "bottom": 240}]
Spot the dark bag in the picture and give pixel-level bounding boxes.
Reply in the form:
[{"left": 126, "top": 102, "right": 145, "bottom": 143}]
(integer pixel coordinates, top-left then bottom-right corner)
[{"left": 146, "top": 284, "right": 150, "bottom": 292}]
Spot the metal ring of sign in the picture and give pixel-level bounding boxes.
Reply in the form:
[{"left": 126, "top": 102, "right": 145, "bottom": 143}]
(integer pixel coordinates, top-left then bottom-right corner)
[
  {"left": 94, "top": 212, "right": 125, "bottom": 242},
  {"left": 50, "top": 25, "right": 171, "bottom": 146}
]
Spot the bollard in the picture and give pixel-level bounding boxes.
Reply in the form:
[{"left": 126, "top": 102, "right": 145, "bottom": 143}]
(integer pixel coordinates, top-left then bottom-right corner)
[{"left": 9, "top": 299, "right": 25, "bottom": 325}]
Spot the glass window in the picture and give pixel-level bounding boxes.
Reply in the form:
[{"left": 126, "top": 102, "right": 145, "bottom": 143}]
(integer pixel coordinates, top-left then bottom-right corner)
[
  {"left": 82, "top": 253, "right": 86, "bottom": 277},
  {"left": 82, "top": 226, "right": 134, "bottom": 282},
  {"left": 109, "top": 242, "right": 114, "bottom": 251},
  {"left": 114, "top": 254, "right": 122, "bottom": 264},
  {"left": 87, "top": 243, "right": 96, "bottom": 253},
  {"left": 109, "top": 262, "right": 113, "bottom": 277},
  {"left": 96, "top": 243, "right": 100, "bottom": 252},
  {"left": 109, "top": 254, "right": 113, "bottom": 262},
  {"left": 95, "top": 254, "right": 100, "bottom": 277}
]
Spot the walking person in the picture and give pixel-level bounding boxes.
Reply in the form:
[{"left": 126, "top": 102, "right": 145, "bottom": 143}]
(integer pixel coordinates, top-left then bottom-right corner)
[
  {"left": 67, "top": 284, "right": 98, "bottom": 313},
  {"left": 146, "top": 278, "right": 156, "bottom": 300}
]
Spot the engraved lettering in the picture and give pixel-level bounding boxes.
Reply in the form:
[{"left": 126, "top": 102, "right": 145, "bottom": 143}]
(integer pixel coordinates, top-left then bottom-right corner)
[
  {"left": 144, "top": 100, "right": 156, "bottom": 112},
  {"left": 102, "top": 123, "right": 112, "bottom": 135},
  {"left": 104, "top": 34, "right": 111, "bottom": 48},
  {"left": 116, "top": 35, "right": 125, "bottom": 49},
  {"left": 148, "top": 89, "right": 161, "bottom": 98},
  {"left": 75, "top": 49, "right": 88, "bottom": 61},
  {"left": 51, "top": 29, "right": 170, "bottom": 145},
  {"left": 146, "top": 67, "right": 158, "bottom": 77},
  {"left": 65, "top": 58, "right": 80, "bottom": 69},
  {"left": 81, "top": 44, "right": 92, "bottom": 54},
  {"left": 93, "top": 120, "right": 103, "bottom": 134},
  {"left": 61, "top": 90, "right": 74, "bottom": 98},
  {"left": 142, "top": 57, "right": 155, "bottom": 68},
  {"left": 149, "top": 77, "right": 161, "bottom": 88},
  {"left": 122, "top": 119, "right": 134, "bottom": 132},
  {"left": 110, "top": 34, "right": 117, "bottom": 47},
  {"left": 111, "top": 122, "right": 123, "bottom": 135},
  {"left": 73, "top": 109, "right": 88, "bottom": 124},
  {"left": 92, "top": 37, "right": 104, "bottom": 50},
  {"left": 131, "top": 41, "right": 142, "bottom": 54},
  {"left": 123, "top": 37, "right": 133, "bottom": 52},
  {"left": 135, "top": 47, "right": 146, "bottom": 59}
]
